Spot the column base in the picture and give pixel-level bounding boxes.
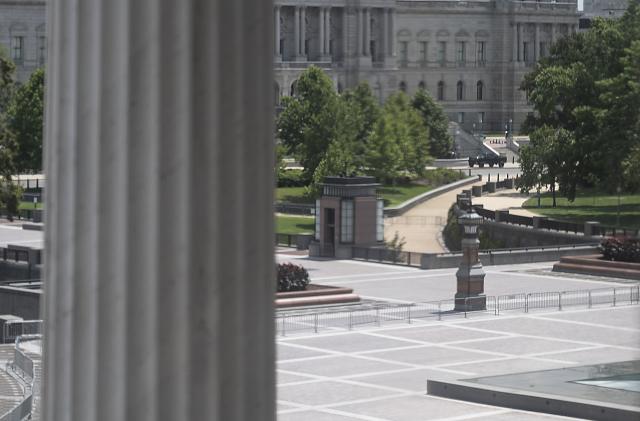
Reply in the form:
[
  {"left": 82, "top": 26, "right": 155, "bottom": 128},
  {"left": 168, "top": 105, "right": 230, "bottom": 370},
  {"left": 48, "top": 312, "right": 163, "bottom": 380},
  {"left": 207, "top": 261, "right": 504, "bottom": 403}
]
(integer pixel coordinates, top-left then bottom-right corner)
[
  {"left": 294, "top": 55, "right": 308, "bottom": 62},
  {"left": 384, "top": 56, "right": 397, "bottom": 67},
  {"left": 319, "top": 55, "right": 332, "bottom": 62},
  {"left": 454, "top": 294, "right": 487, "bottom": 312}
]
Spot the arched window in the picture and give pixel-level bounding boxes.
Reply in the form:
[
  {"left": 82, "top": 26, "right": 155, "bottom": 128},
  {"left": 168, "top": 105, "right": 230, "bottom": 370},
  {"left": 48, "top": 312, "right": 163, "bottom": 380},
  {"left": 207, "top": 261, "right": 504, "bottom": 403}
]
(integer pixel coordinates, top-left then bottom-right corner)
[
  {"left": 399, "top": 81, "right": 407, "bottom": 93},
  {"left": 418, "top": 81, "right": 426, "bottom": 91},
  {"left": 456, "top": 81, "right": 464, "bottom": 101},
  {"left": 290, "top": 80, "right": 298, "bottom": 96},
  {"left": 437, "top": 81, "right": 445, "bottom": 100},
  {"left": 274, "top": 82, "right": 280, "bottom": 106},
  {"left": 476, "top": 81, "right": 484, "bottom": 101}
]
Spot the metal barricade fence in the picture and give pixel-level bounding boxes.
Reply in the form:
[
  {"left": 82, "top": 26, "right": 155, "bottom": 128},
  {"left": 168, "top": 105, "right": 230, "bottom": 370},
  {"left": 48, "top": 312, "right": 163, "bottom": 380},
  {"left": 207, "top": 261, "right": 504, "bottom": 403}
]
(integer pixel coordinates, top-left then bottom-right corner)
[
  {"left": 276, "top": 286, "right": 640, "bottom": 336},
  {"left": 3, "top": 320, "right": 43, "bottom": 344}
]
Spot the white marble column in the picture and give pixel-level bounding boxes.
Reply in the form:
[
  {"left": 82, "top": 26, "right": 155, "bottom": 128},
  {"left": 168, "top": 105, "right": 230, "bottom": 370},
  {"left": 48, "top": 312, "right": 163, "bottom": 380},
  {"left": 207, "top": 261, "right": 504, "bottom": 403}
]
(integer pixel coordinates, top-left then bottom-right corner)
[
  {"left": 319, "top": 7, "right": 325, "bottom": 56},
  {"left": 324, "top": 8, "right": 331, "bottom": 57},
  {"left": 356, "top": 8, "right": 363, "bottom": 56},
  {"left": 275, "top": 6, "right": 281, "bottom": 59},
  {"left": 294, "top": 6, "right": 301, "bottom": 56},
  {"left": 43, "top": 0, "right": 276, "bottom": 420},
  {"left": 517, "top": 23, "right": 523, "bottom": 62},
  {"left": 534, "top": 23, "right": 540, "bottom": 61},
  {"left": 390, "top": 8, "right": 396, "bottom": 57},
  {"left": 512, "top": 22, "right": 518, "bottom": 62},
  {"left": 300, "top": 6, "right": 307, "bottom": 57},
  {"left": 342, "top": 8, "right": 349, "bottom": 59},
  {"left": 364, "top": 8, "right": 371, "bottom": 56}
]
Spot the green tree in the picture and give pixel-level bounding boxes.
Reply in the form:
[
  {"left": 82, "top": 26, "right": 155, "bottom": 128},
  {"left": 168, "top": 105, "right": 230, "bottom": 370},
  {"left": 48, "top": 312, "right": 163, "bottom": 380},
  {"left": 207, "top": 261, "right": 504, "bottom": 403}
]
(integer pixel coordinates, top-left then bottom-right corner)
[
  {"left": 341, "top": 82, "right": 381, "bottom": 170},
  {"left": 369, "top": 93, "right": 431, "bottom": 179},
  {"left": 6, "top": 67, "right": 45, "bottom": 173},
  {"left": 521, "top": 3, "right": 640, "bottom": 194},
  {"left": 517, "top": 126, "right": 574, "bottom": 206},
  {"left": 411, "top": 88, "right": 453, "bottom": 158},
  {"left": 277, "top": 66, "right": 340, "bottom": 183},
  {"left": 0, "top": 47, "right": 16, "bottom": 112}
]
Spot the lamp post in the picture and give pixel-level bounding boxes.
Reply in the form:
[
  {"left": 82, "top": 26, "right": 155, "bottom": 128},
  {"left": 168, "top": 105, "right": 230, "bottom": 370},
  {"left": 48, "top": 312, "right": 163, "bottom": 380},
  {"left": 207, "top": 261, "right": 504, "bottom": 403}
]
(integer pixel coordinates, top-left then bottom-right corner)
[
  {"left": 455, "top": 211, "right": 486, "bottom": 311},
  {"left": 617, "top": 185, "right": 622, "bottom": 227},
  {"left": 537, "top": 173, "right": 542, "bottom": 208}
]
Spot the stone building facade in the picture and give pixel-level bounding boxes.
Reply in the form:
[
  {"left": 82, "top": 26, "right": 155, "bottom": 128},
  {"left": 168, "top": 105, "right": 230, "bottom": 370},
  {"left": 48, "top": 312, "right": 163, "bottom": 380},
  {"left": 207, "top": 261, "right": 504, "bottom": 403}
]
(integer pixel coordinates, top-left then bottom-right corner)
[
  {"left": 274, "top": 0, "right": 579, "bottom": 132},
  {"left": 1, "top": 0, "right": 580, "bottom": 132},
  {"left": 0, "top": 0, "right": 46, "bottom": 82}
]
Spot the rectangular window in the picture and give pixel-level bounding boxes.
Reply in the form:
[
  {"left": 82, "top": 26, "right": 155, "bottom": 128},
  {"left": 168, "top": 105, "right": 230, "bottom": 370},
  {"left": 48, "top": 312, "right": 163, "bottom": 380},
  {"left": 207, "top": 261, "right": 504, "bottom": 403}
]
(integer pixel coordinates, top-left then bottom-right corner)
[
  {"left": 315, "top": 200, "right": 321, "bottom": 241},
  {"left": 419, "top": 41, "right": 428, "bottom": 64},
  {"left": 438, "top": 41, "right": 446, "bottom": 65},
  {"left": 457, "top": 112, "right": 465, "bottom": 124},
  {"left": 456, "top": 41, "right": 466, "bottom": 64},
  {"left": 476, "top": 41, "right": 486, "bottom": 65},
  {"left": 376, "top": 200, "right": 384, "bottom": 242},
  {"left": 11, "top": 36, "right": 24, "bottom": 63},
  {"left": 399, "top": 41, "right": 408, "bottom": 66},
  {"left": 38, "top": 36, "right": 46, "bottom": 65},
  {"left": 340, "top": 200, "right": 354, "bottom": 243}
]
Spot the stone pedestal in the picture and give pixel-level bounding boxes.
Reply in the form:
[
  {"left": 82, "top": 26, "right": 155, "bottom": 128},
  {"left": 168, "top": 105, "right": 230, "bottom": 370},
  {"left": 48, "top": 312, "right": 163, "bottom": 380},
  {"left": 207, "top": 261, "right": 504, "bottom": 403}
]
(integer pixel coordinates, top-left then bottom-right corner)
[
  {"left": 487, "top": 182, "right": 497, "bottom": 193},
  {"left": 584, "top": 221, "right": 601, "bottom": 237},
  {"left": 454, "top": 212, "right": 486, "bottom": 311},
  {"left": 43, "top": 0, "right": 275, "bottom": 419},
  {"left": 472, "top": 185, "right": 483, "bottom": 197}
]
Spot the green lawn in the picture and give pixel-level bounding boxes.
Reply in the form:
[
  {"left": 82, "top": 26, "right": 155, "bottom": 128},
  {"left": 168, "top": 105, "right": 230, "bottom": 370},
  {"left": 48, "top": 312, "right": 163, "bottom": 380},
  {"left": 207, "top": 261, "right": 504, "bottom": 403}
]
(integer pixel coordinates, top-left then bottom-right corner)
[
  {"left": 19, "top": 201, "right": 44, "bottom": 210},
  {"left": 523, "top": 191, "right": 640, "bottom": 229},
  {"left": 276, "top": 215, "right": 315, "bottom": 234},
  {"left": 378, "top": 185, "right": 434, "bottom": 207},
  {"left": 275, "top": 187, "right": 311, "bottom": 204}
]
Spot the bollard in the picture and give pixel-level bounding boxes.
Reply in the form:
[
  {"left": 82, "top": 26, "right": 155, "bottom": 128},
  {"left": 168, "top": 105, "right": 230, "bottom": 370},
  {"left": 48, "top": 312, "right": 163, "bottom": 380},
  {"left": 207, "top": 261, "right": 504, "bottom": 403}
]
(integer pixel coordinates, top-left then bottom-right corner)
[
  {"left": 497, "top": 173, "right": 500, "bottom": 182},
  {"left": 588, "top": 290, "right": 592, "bottom": 308},
  {"left": 314, "top": 313, "right": 319, "bottom": 333},
  {"left": 438, "top": 302, "right": 442, "bottom": 321},
  {"left": 282, "top": 316, "right": 286, "bottom": 336},
  {"left": 488, "top": 173, "right": 491, "bottom": 182}
]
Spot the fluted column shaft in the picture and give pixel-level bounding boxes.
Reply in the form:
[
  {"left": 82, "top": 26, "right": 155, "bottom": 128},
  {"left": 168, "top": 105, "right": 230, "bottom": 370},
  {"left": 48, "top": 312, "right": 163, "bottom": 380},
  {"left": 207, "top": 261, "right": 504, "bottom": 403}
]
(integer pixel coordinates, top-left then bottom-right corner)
[
  {"left": 275, "top": 6, "right": 281, "bottom": 57},
  {"left": 551, "top": 23, "right": 556, "bottom": 45},
  {"left": 324, "top": 8, "right": 331, "bottom": 56},
  {"left": 512, "top": 22, "right": 518, "bottom": 62},
  {"left": 294, "top": 6, "right": 300, "bottom": 55},
  {"left": 534, "top": 23, "right": 540, "bottom": 61},
  {"left": 319, "top": 7, "right": 325, "bottom": 56},
  {"left": 43, "top": 0, "right": 275, "bottom": 420},
  {"left": 389, "top": 9, "right": 396, "bottom": 56},
  {"left": 300, "top": 6, "right": 307, "bottom": 56},
  {"left": 364, "top": 8, "right": 371, "bottom": 56},
  {"left": 356, "top": 8, "right": 363, "bottom": 56},
  {"left": 342, "top": 7, "right": 348, "bottom": 59}
]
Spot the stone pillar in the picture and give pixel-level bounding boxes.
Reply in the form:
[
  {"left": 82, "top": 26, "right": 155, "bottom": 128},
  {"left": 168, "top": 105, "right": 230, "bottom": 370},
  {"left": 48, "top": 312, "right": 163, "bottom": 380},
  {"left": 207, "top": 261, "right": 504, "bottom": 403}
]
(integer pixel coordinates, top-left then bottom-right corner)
[
  {"left": 356, "top": 8, "right": 363, "bottom": 56},
  {"left": 294, "top": 6, "right": 300, "bottom": 56},
  {"left": 43, "top": 0, "right": 275, "bottom": 419},
  {"left": 517, "top": 23, "right": 523, "bottom": 62},
  {"left": 364, "top": 8, "right": 371, "bottom": 56},
  {"left": 534, "top": 23, "right": 540, "bottom": 61},
  {"left": 455, "top": 212, "right": 486, "bottom": 311},
  {"left": 319, "top": 7, "right": 325, "bottom": 57},
  {"left": 324, "top": 8, "right": 331, "bottom": 58},
  {"left": 512, "top": 22, "right": 518, "bottom": 62},
  {"left": 390, "top": 9, "right": 396, "bottom": 56},
  {"left": 342, "top": 7, "right": 349, "bottom": 59},
  {"left": 300, "top": 6, "right": 307, "bottom": 57},
  {"left": 551, "top": 23, "right": 556, "bottom": 45},
  {"left": 274, "top": 6, "right": 281, "bottom": 60}
]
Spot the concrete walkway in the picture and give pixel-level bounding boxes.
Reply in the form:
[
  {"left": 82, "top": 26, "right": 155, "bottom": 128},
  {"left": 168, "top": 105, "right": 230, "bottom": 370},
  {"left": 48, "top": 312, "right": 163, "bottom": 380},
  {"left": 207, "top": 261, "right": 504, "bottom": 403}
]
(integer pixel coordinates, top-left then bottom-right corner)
[
  {"left": 384, "top": 181, "right": 483, "bottom": 254},
  {"left": 473, "top": 188, "right": 547, "bottom": 218}
]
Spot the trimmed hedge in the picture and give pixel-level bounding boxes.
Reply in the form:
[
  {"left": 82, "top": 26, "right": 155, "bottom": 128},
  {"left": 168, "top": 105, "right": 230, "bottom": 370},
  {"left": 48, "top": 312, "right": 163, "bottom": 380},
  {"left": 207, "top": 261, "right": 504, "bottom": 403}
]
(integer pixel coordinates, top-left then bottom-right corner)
[
  {"left": 277, "top": 169, "right": 306, "bottom": 187},
  {"left": 599, "top": 237, "right": 640, "bottom": 263},
  {"left": 277, "top": 262, "right": 310, "bottom": 292}
]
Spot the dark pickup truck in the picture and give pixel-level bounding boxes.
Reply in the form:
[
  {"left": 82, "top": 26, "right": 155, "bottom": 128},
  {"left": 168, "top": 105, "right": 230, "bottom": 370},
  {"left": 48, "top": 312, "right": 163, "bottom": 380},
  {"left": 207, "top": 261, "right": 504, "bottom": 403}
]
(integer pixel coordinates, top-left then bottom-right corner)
[{"left": 468, "top": 154, "right": 506, "bottom": 168}]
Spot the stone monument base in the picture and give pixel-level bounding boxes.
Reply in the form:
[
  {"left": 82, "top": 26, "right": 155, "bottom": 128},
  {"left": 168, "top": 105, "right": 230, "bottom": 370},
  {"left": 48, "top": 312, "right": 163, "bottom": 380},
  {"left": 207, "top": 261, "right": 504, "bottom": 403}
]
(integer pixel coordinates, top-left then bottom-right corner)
[{"left": 454, "top": 294, "right": 487, "bottom": 311}]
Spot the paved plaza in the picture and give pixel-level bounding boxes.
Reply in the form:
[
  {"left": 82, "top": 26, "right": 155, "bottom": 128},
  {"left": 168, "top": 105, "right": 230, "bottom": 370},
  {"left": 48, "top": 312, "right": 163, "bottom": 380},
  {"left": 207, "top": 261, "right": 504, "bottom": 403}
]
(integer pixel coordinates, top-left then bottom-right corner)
[{"left": 276, "top": 253, "right": 640, "bottom": 420}]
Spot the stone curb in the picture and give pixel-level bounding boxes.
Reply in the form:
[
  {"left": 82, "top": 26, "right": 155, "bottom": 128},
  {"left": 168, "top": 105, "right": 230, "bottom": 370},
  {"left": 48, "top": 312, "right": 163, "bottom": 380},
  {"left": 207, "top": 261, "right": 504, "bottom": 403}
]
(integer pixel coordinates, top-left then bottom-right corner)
[{"left": 384, "top": 176, "right": 480, "bottom": 217}]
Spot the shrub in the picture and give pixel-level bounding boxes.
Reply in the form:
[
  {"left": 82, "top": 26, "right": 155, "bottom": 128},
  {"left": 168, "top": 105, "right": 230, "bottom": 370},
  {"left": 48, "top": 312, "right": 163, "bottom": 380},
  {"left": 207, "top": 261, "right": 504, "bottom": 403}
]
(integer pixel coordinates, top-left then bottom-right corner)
[
  {"left": 277, "top": 169, "right": 306, "bottom": 187},
  {"left": 599, "top": 237, "right": 640, "bottom": 263},
  {"left": 276, "top": 262, "right": 310, "bottom": 292}
]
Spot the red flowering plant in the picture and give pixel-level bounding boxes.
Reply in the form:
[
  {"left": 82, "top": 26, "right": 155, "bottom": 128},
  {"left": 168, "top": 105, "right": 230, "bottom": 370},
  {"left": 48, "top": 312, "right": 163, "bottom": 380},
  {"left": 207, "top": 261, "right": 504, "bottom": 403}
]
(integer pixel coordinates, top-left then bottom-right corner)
[
  {"left": 599, "top": 237, "right": 640, "bottom": 263},
  {"left": 276, "top": 262, "right": 310, "bottom": 292}
]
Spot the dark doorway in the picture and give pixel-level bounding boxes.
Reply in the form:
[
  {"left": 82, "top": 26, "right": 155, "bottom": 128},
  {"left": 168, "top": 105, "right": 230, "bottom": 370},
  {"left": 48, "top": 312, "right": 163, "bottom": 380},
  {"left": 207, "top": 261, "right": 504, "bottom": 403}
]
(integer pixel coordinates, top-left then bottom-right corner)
[{"left": 323, "top": 208, "right": 335, "bottom": 257}]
